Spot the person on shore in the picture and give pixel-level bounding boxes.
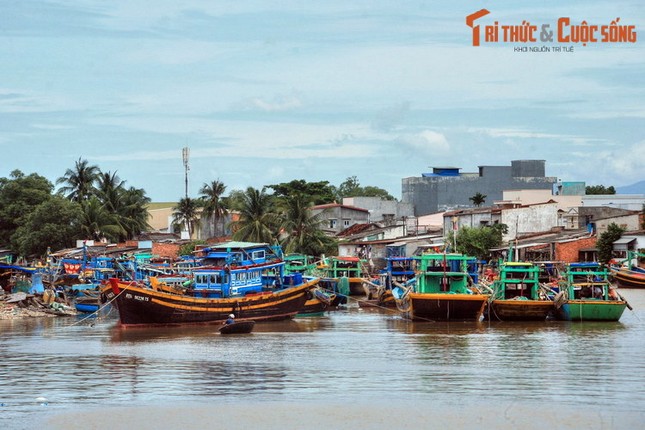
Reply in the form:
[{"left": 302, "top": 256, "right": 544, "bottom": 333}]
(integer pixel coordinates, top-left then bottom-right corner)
[{"left": 224, "top": 314, "right": 235, "bottom": 325}]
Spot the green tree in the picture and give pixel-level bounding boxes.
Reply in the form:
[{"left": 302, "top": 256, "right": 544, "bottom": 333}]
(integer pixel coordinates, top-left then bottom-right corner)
[
  {"left": 178, "top": 240, "right": 207, "bottom": 257},
  {"left": 585, "top": 185, "right": 616, "bottom": 195},
  {"left": 596, "top": 223, "right": 625, "bottom": 264},
  {"left": 199, "top": 179, "right": 228, "bottom": 238},
  {"left": 278, "top": 193, "right": 336, "bottom": 256},
  {"left": 447, "top": 224, "right": 507, "bottom": 260},
  {"left": 0, "top": 170, "right": 54, "bottom": 247},
  {"left": 336, "top": 176, "right": 394, "bottom": 200},
  {"left": 172, "top": 197, "right": 202, "bottom": 238},
  {"left": 56, "top": 158, "right": 100, "bottom": 202},
  {"left": 116, "top": 187, "right": 151, "bottom": 240},
  {"left": 13, "top": 196, "right": 82, "bottom": 256},
  {"left": 469, "top": 192, "right": 487, "bottom": 207},
  {"left": 268, "top": 179, "right": 337, "bottom": 205},
  {"left": 78, "top": 197, "right": 125, "bottom": 242},
  {"left": 230, "top": 187, "right": 277, "bottom": 243}
]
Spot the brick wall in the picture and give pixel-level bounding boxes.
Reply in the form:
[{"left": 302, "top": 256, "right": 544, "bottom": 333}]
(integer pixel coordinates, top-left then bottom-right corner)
[
  {"left": 555, "top": 237, "right": 597, "bottom": 263},
  {"left": 153, "top": 243, "right": 180, "bottom": 259}
]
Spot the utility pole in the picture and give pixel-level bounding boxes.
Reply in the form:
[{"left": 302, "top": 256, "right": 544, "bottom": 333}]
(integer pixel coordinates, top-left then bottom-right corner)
[{"left": 182, "top": 147, "right": 190, "bottom": 199}]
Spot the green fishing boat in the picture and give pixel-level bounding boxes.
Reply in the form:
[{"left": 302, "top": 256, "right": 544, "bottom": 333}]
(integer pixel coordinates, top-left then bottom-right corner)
[
  {"left": 488, "top": 261, "right": 555, "bottom": 321},
  {"left": 392, "top": 253, "right": 488, "bottom": 321},
  {"left": 554, "top": 262, "right": 628, "bottom": 322}
]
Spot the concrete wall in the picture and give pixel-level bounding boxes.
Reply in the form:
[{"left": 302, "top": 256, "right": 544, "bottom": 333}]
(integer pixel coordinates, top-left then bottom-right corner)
[
  {"left": 501, "top": 202, "right": 559, "bottom": 241},
  {"left": 595, "top": 214, "right": 641, "bottom": 235},
  {"left": 502, "top": 190, "right": 582, "bottom": 211},
  {"left": 402, "top": 160, "right": 557, "bottom": 216},
  {"left": 311, "top": 205, "right": 370, "bottom": 235},
  {"left": 582, "top": 194, "right": 645, "bottom": 211},
  {"left": 342, "top": 197, "right": 414, "bottom": 223}
]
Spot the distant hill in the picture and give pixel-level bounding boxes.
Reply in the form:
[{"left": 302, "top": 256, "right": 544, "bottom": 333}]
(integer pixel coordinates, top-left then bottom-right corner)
[{"left": 616, "top": 180, "right": 645, "bottom": 194}]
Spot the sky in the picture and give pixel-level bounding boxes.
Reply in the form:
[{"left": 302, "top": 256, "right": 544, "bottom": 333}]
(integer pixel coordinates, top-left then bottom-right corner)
[{"left": 1, "top": 0, "right": 643, "bottom": 202}]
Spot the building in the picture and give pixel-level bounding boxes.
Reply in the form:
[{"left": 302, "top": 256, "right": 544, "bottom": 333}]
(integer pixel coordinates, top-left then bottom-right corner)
[
  {"left": 402, "top": 160, "right": 557, "bottom": 216},
  {"left": 342, "top": 197, "right": 414, "bottom": 225},
  {"left": 582, "top": 194, "right": 645, "bottom": 211},
  {"left": 310, "top": 203, "right": 370, "bottom": 235}
]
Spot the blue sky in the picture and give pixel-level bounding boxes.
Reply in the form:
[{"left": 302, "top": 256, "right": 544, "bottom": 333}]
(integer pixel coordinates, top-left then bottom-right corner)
[{"left": 1, "top": 1, "right": 643, "bottom": 201}]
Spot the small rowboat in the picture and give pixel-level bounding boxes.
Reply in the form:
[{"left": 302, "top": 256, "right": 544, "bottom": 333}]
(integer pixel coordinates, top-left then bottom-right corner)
[{"left": 219, "top": 321, "right": 255, "bottom": 335}]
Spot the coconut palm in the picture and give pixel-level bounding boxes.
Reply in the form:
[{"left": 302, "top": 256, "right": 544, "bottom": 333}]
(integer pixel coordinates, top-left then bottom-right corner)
[
  {"left": 56, "top": 158, "right": 100, "bottom": 202},
  {"left": 96, "top": 171, "right": 125, "bottom": 212},
  {"left": 117, "top": 186, "right": 151, "bottom": 240},
  {"left": 230, "top": 187, "right": 277, "bottom": 243},
  {"left": 469, "top": 192, "right": 487, "bottom": 207},
  {"left": 199, "top": 179, "right": 228, "bottom": 238},
  {"left": 172, "top": 197, "right": 202, "bottom": 238},
  {"left": 78, "top": 197, "right": 125, "bottom": 242},
  {"left": 279, "top": 193, "right": 336, "bottom": 256}
]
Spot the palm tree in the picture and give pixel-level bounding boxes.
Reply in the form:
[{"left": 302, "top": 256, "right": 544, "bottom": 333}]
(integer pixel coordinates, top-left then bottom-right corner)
[
  {"left": 78, "top": 197, "right": 125, "bottom": 242},
  {"left": 230, "top": 187, "right": 277, "bottom": 243},
  {"left": 279, "top": 194, "right": 335, "bottom": 256},
  {"left": 469, "top": 192, "right": 487, "bottom": 207},
  {"left": 96, "top": 171, "right": 125, "bottom": 212},
  {"left": 199, "top": 179, "right": 228, "bottom": 238},
  {"left": 56, "top": 158, "right": 100, "bottom": 202},
  {"left": 172, "top": 197, "right": 202, "bottom": 238},
  {"left": 116, "top": 187, "right": 151, "bottom": 240}
]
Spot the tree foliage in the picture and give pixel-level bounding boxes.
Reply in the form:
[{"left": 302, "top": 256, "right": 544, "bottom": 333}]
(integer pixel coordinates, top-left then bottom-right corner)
[
  {"left": 199, "top": 179, "right": 228, "bottom": 238},
  {"left": 13, "top": 196, "right": 82, "bottom": 256},
  {"left": 447, "top": 224, "right": 507, "bottom": 260},
  {"left": 278, "top": 193, "right": 336, "bottom": 256},
  {"left": 0, "top": 170, "right": 54, "bottom": 247},
  {"left": 56, "top": 157, "right": 100, "bottom": 202},
  {"left": 230, "top": 187, "right": 278, "bottom": 243},
  {"left": 596, "top": 223, "right": 625, "bottom": 265},
  {"left": 336, "top": 176, "right": 394, "bottom": 200},
  {"left": 172, "top": 197, "right": 202, "bottom": 237},
  {"left": 585, "top": 185, "right": 616, "bottom": 195},
  {"left": 469, "top": 192, "right": 487, "bottom": 207},
  {"left": 268, "top": 179, "right": 336, "bottom": 205}
]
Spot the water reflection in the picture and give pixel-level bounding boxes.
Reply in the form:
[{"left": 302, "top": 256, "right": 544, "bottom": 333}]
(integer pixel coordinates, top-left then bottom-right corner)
[{"left": 2, "top": 291, "right": 645, "bottom": 430}]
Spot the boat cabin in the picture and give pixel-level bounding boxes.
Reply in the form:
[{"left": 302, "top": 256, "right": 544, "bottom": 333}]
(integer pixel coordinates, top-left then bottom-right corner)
[
  {"left": 414, "top": 253, "right": 474, "bottom": 294},
  {"left": 493, "top": 262, "right": 541, "bottom": 300},
  {"left": 190, "top": 242, "right": 285, "bottom": 298}
]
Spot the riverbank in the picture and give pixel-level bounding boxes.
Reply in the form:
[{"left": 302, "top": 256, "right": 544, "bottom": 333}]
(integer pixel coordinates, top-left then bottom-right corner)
[{"left": 0, "top": 292, "right": 75, "bottom": 320}]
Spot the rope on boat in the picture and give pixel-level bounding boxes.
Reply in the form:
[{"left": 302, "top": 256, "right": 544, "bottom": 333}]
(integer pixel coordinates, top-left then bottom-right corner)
[{"left": 61, "top": 283, "right": 131, "bottom": 329}]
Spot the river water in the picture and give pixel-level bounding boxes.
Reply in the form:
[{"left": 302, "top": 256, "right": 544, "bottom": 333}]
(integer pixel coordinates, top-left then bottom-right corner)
[{"left": 2, "top": 290, "right": 645, "bottom": 430}]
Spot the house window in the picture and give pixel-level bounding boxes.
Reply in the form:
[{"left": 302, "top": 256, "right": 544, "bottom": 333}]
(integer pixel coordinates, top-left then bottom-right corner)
[
  {"left": 343, "top": 219, "right": 351, "bottom": 227},
  {"left": 329, "top": 219, "right": 337, "bottom": 228}
]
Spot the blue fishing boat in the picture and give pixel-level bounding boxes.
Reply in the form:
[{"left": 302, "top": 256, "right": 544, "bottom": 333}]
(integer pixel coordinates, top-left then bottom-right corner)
[{"left": 103, "top": 242, "right": 318, "bottom": 327}]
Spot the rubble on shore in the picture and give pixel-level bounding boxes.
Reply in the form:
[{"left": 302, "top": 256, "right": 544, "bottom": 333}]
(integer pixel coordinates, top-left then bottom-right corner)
[{"left": 0, "top": 291, "right": 77, "bottom": 320}]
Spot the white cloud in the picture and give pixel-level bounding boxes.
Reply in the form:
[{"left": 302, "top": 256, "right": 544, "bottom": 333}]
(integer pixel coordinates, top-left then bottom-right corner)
[{"left": 401, "top": 130, "right": 450, "bottom": 155}]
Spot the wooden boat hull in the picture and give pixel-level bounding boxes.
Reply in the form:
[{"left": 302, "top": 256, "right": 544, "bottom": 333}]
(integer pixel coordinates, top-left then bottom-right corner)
[
  {"left": 348, "top": 277, "right": 365, "bottom": 296},
  {"left": 555, "top": 300, "right": 627, "bottom": 321},
  {"left": 488, "top": 299, "right": 555, "bottom": 321},
  {"left": 611, "top": 268, "right": 645, "bottom": 288},
  {"left": 103, "top": 278, "right": 315, "bottom": 327},
  {"left": 219, "top": 321, "right": 255, "bottom": 334},
  {"left": 298, "top": 289, "right": 334, "bottom": 316},
  {"left": 396, "top": 292, "right": 488, "bottom": 321}
]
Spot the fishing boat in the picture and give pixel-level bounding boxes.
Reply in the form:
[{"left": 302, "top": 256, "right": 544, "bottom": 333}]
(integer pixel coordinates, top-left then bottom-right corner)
[
  {"left": 219, "top": 321, "right": 255, "bottom": 334},
  {"left": 392, "top": 253, "right": 488, "bottom": 321},
  {"left": 284, "top": 253, "right": 317, "bottom": 276},
  {"left": 298, "top": 287, "right": 335, "bottom": 316},
  {"left": 362, "top": 256, "right": 415, "bottom": 308},
  {"left": 487, "top": 262, "right": 555, "bottom": 321},
  {"left": 554, "top": 262, "right": 628, "bottom": 322},
  {"left": 318, "top": 256, "right": 366, "bottom": 296},
  {"left": 102, "top": 242, "right": 317, "bottom": 327},
  {"left": 610, "top": 251, "right": 645, "bottom": 288}
]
